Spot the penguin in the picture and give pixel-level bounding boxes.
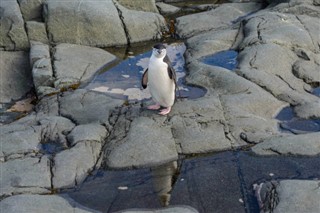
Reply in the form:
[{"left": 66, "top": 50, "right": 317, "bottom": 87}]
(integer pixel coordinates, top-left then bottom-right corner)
[{"left": 141, "top": 44, "right": 177, "bottom": 115}]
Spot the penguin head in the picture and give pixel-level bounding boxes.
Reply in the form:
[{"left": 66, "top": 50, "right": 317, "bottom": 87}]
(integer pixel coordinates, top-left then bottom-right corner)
[{"left": 152, "top": 43, "right": 167, "bottom": 59}]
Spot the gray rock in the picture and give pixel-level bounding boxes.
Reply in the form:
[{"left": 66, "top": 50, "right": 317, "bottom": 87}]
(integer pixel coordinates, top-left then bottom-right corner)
[
  {"left": 186, "top": 62, "right": 254, "bottom": 94},
  {"left": 273, "top": 1, "right": 320, "bottom": 17},
  {"left": 296, "top": 15, "right": 320, "bottom": 52},
  {"left": 59, "top": 89, "right": 122, "bottom": 125},
  {"left": 36, "top": 86, "right": 59, "bottom": 98},
  {"left": 294, "top": 101, "right": 320, "bottom": 119},
  {"left": 0, "top": 194, "right": 101, "bottom": 213},
  {"left": 185, "top": 62, "right": 285, "bottom": 143},
  {"left": 315, "top": 0, "right": 320, "bottom": 6},
  {"left": 0, "top": 51, "right": 33, "bottom": 103},
  {"left": 53, "top": 43, "right": 116, "bottom": 88},
  {"left": 176, "top": 3, "right": 262, "bottom": 38},
  {"left": 32, "top": 58, "right": 54, "bottom": 88},
  {"left": 293, "top": 60, "right": 320, "bottom": 83},
  {"left": 53, "top": 77, "right": 79, "bottom": 89},
  {"left": 252, "top": 132, "right": 320, "bottom": 156},
  {"left": 118, "top": 0, "right": 159, "bottom": 13},
  {"left": 237, "top": 43, "right": 318, "bottom": 105},
  {"left": 240, "top": 12, "right": 316, "bottom": 52},
  {"left": 255, "top": 180, "right": 320, "bottom": 213},
  {"left": 119, "top": 206, "right": 199, "bottom": 213},
  {"left": 44, "top": 0, "right": 127, "bottom": 46},
  {"left": 171, "top": 95, "right": 225, "bottom": 121},
  {"left": 35, "top": 95, "right": 60, "bottom": 117},
  {"left": 106, "top": 117, "right": 178, "bottom": 168},
  {"left": 273, "top": 180, "right": 320, "bottom": 213},
  {"left": 18, "top": 0, "right": 45, "bottom": 21},
  {"left": 0, "top": 124, "right": 41, "bottom": 157},
  {"left": 9, "top": 114, "right": 38, "bottom": 126},
  {"left": 220, "top": 92, "right": 284, "bottom": 143},
  {"left": 52, "top": 140, "right": 101, "bottom": 189},
  {"left": 30, "top": 42, "right": 54, "bottom": 89},
  {"left": 171, "top": 116, "right": 231, "bottom": 154},
  {"left": 0, "top": 1, "right": 29, "bottom": 50},
  {"left": 186, "top": 28, "right": 239, "bottom": 60},
  {"left": 39, "top": 116, "right": 76, "bottom": 146},
  {"left": 156, "top": 2, "right": 180, "bottom": 14},
  {"left": 26, "top": 21, "right": 49, "bottom": 44},
  {"left": 67, "top": 123, "right": 107, "bottom": 146},
  {"left": 116, "top": 3, "right": 167, "bottom": 43},
  {"left": 0, "top": 156, "right": 51, "bottom": 196},
  {"left": 29, "top": 41, "right": 50, "bottom": 66}
]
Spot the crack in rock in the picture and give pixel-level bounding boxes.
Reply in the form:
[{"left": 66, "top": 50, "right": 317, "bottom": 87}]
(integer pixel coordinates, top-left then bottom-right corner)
[{"left": 112, "top": 0, "right": 130, "bottom": 45}]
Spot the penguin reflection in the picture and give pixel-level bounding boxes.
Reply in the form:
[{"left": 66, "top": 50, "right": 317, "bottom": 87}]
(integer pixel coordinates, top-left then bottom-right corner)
[{"left": 151, "top": 161, "right": 178, "bottom": 206}]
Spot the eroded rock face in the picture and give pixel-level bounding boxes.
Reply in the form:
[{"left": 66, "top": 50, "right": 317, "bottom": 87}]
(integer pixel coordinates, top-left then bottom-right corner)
[
  {"left": 175, "top": 3, "right": 262, "bottom": 38},
  {"left": 44, "top": 0, "right": 127, "bottom": 47},
  {"left": 115, "top": 3, "right": 167, "bottom": 44},
  {"left": 52, "top": 140, "right": 102, "bottom": 189},
  {"left": 18, "top": 0, "right": 45, "bottom": 21},
  {"left": 106, "top": 116, "right": 178, "bottom": 168},
  {"left": 1, "top": 0, "right": 320, "bottom": 212},
  {"left": 0, "top": 51, "right": 33, "bottom": 103},
  {"left": 0, "top": 1, "right": 29, "bottom": 50},
  {"left": 0, "top": 194, "right": 101, "bottom": 213},
  {"left": 0, "top": 156, "right": 51, "bottom": 196},
  {"left": 30, "top": 42, "right": 54, "bottom": 92},
  {"left": 59, "top": 89, "right": 123, "bottom": 125},
  {"left": 53, "top": 44, "right": 117, "bottom": 89},
  {"left": 254, "top": 180, "right": 320, "bottom": 213},
  {"left": 252, "top": 132, "right": 320, "bottom": 156},
  {"left": 26, "top": 21, "right": 49, "bottom": 44},
  {"left": 118, "top": 0, "right": 159, "bottom": 13}
]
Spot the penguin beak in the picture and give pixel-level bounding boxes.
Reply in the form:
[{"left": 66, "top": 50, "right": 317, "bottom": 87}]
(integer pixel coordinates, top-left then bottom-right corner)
[{"left": 157, "top": 50, "right": 161, "bottom": 54}]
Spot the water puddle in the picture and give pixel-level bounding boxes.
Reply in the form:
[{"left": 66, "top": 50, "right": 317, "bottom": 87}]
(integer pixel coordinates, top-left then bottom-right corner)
[
  {"left": 85, "top": 42, "right": 206, "bottom": 101},
  {"left": 66, "top": 151, "right": 320, "bottom": 213},
  {"left": 312, "top": 87, "right": 320, "bottom": 97},
  {"left": 200, "top": 50, "right": 238, "bottom": 70},
  {"left": 41, "top": 142, "right": 66, "bottom": 155},
  {"left": 275, "top": 106, "right": 320, "bottom": 134}
]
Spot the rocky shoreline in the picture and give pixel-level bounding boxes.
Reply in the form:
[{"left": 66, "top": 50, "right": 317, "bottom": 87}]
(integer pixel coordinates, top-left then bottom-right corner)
[{"left": 1, "top": 0, "right": 319, "bottom": 212}]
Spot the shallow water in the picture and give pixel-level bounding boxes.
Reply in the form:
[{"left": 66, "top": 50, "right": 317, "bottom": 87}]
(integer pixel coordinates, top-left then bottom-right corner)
[
  {"left": 312, "top": 87, "right": 320, "bottom": 97},
  {"left": 85, "top": 42, "right": 206, "bottom": 101},
  {"left": 200, "top": 50, "right": 238, "bottom": 70},
  {"left": 275, "top": 106, "right": 320, "bottom": 134},
  {"left": 67, "top": 151, "right": 320, "bottom": 213}
]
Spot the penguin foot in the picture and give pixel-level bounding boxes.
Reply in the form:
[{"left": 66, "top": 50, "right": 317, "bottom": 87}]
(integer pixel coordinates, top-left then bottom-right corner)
[
  {"left": 159, "top": 107, "right": 171, "bottom": 115},
  {"left": 147, "top": 104, "right": 160, "bottom": 110}
]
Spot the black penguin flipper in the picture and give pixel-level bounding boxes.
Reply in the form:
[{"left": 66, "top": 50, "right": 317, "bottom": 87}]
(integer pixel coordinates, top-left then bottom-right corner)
[
  {"left": 164, "top": 55, "right": 176, "bottom": 81},
  {"left": 164, "top": 55, "right": 179, "bottom": 98},
  {"left": 141, "top": 68, "right": 148, "bottom": 89}
]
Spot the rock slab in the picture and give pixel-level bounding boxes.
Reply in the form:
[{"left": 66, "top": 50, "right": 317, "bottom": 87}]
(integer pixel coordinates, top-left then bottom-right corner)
[
  {"left": 0, "top": 1, "right": 29, "bottom": 50},
  {"left": 53, "top": 44, "right": 116, "bottom": 88},
  {"left": 106, "top": 117, "right": 178, "bottom": 168},
  {"left": 0, "top": 194, "right": 101, "bottom": 213},
  {"left": 44, "top": 0, "right": 127, "bottom": 47},
  {"left": 0, "top": 51, "right": 33, "bottom": 103}
]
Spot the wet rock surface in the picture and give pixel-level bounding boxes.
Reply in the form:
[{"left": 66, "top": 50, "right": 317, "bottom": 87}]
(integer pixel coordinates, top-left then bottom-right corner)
[
  {"left": 68, "top": 151, "right": 320, "bottom": 213},
  {"left": 1, "top": 0, "right": 319, "bottom": 212},
  {"left": 255, "top": 180, "right": 320, "bottom": 213}
]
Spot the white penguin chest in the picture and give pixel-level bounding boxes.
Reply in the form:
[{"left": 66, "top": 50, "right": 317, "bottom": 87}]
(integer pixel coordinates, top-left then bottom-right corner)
[{"left": 147, "top": 57, "right": 175, "bottom": 106}]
